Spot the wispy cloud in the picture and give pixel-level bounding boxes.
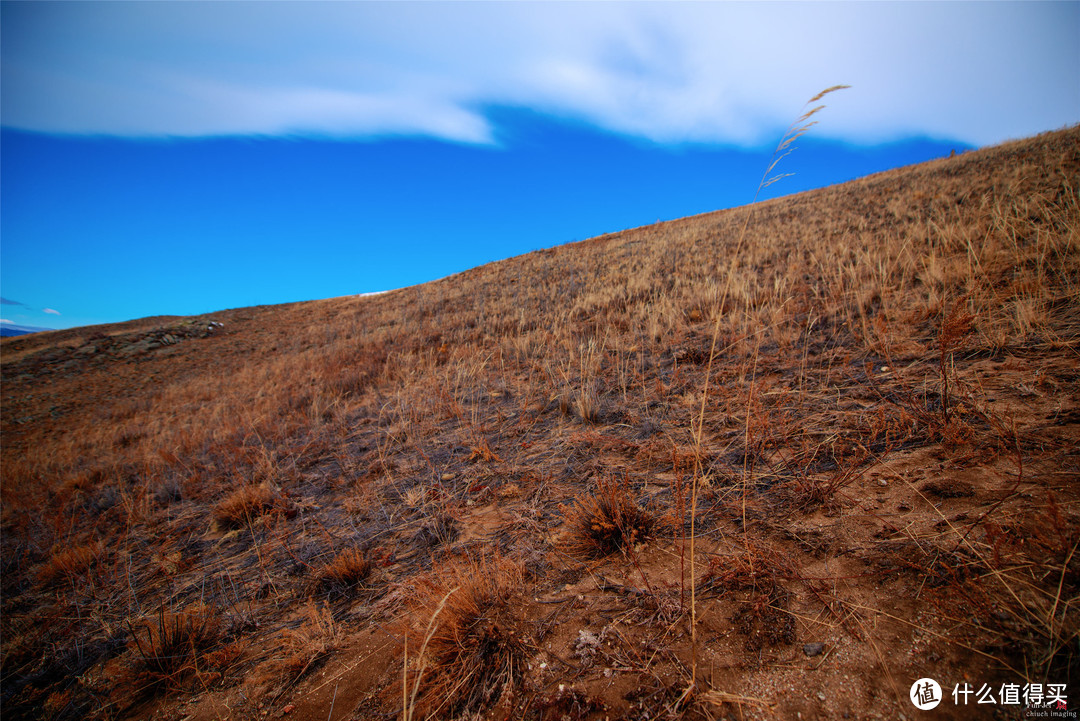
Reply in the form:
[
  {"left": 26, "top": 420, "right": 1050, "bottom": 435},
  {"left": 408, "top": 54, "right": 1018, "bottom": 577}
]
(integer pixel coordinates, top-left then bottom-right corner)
[
  {"left": 2, "top": 3, "right": 1077, "bottom": 147},
  {"left": 1, "top": 297, "right": 27, "bottom": 306},
  {"left": 0, "top": 318, "right": 12, "bottom": 324},
  {"left": 43, "top": 308, "right": 61, "bottom": 315}
]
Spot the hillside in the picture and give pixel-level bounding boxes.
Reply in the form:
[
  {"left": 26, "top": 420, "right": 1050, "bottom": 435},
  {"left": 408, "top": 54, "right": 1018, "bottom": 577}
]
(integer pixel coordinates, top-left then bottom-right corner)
[{"left": 2, "top": 126, "right": 1078, "bottom": 721}]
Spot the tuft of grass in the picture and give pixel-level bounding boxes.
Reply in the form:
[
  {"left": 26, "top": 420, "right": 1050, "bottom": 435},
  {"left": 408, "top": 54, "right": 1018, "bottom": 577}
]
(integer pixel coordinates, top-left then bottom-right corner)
[
  {"left": 36, "top": 541, "right": 103, "bottom": 586},
  {"left": 407, "top": 556, "right": 531, "bottom": 718},
  {"left": 567, "top": 476, "right": 657, "bottom": 558},
  {"left": 699, "top": 548, "right": 797, "bottom": 651},
  {"left": 936, "top": 297, "right": 976, "bottom": 427},
  {"left": 275, "top": 603, "right": 341, "bottom": 686},
  {"left": 212, "top": 483, "right": 287, "bottom": 529},
  {"left": 310, "top": 547, "right": 372, "bottom": 596},
  {"left": 574, "top": 383, "right": 602, "bottom": 423},
  {"left": 127, "top": 604, "right": 223, "bottom": 691}
]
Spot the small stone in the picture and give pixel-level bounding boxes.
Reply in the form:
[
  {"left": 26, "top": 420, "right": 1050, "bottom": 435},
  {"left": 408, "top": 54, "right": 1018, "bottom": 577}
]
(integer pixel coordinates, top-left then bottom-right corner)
[
  {"left": 803, "top": 642, "right": 825, "bottom": 657},
  {"left": 441, "top": 472, "right": 456, "bottom": 481},
  {"left": 817, "top": 692, "right": 827, "bottom": 702},
  {"left": 878, "top": 479, "right": 888, "bottom": 486}
]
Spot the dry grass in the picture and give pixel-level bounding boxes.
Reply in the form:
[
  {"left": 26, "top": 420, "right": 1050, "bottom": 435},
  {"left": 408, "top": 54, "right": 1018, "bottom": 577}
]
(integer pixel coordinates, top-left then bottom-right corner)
[
  {"left": 566, "top": 476, "right": 658, "bottom": 559},
  {"left": 212, "top": 483, "right": 290, "bottom": 529},
  {"left": 36, "top": 541, "right": 103, "bottom": 586},
  {"left": 309, "top": 547, "right": 373, "bottom": 596},
  {"left": 127, "top": 604, "right": 224, "bottom": 691},
  {"left": 406, "top": 556, "right": 531, "bottom": 718},
  {"left": 1, "top": 125, "right": 1078, "bottom": 719}
]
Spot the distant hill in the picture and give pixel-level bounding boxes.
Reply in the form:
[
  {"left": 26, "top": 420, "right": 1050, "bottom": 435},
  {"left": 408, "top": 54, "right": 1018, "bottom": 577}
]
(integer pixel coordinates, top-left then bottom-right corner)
[{"left": 0, "top": 322, "right": 53, "bottom": 337}]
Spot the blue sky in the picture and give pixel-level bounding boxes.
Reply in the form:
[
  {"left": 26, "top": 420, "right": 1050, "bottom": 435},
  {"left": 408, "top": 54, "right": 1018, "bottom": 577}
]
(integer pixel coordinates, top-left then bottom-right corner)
[{"left": 2, "top": 2, "right": 1078, "bottom": 331}]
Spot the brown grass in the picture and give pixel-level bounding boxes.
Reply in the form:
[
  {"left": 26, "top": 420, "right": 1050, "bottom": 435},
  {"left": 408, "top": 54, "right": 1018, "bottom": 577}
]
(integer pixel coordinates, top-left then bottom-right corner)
[
  {"left": 212, "top": 483, "right": 289, "bottom": 529},
  {"left": 310, "top": 547, "right": 373, "bottom": 596},
  {"left": 566, "top": 476, "right": 658, "bottom": 558},
  {"left": 36, "top": 541, "right": 103, "bottom": 586},
  {"left": 127, "top": 604, "right": 223, "bottom": 691},
  {"left": 406, "top": 556, "right": 531, "bottom": 718}
]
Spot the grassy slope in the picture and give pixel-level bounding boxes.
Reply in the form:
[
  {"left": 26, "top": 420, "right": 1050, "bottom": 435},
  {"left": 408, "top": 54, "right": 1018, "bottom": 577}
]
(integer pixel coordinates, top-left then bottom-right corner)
[{"left": 2, "top": 126, "right": 1078, "bottom": 721}]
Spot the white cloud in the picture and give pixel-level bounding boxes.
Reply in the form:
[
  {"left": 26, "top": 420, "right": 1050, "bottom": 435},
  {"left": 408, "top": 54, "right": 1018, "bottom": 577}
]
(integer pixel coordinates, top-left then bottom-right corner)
[
  {"left": 43, "top": 308, "right": 61, "bottom": 315},
  {"left": 2, "top": 2, "right": 1076, "bottom": 147},
  {"left": 0, "top": 319, "right": 12, "bottom": 324}
]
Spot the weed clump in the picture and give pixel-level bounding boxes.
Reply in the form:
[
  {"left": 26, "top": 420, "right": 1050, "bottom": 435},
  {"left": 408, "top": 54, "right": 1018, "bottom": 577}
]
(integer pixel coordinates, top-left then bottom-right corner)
[
  {"left": 731, "top": 587, "right": 797, "bottom": 651},
  {"left": 414, "top": 513, "right": 460, "bottom": 551},
  {"left": 567, "top": 477, "right": 657, "bottom": 558},
  {"left": 699, "top": 551, "right": 797, "bottom": 651}
]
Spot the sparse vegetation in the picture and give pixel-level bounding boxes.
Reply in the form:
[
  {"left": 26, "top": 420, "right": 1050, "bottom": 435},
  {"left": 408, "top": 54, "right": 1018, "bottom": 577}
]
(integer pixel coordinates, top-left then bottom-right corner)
[{"left": 1, "top": 126, "right": 1078, "bottom": 719}]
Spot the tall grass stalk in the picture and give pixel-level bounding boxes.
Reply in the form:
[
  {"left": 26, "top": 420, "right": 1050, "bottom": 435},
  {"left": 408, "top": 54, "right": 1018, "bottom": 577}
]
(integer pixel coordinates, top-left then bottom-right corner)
[
  {"left": 686, "top": 85, "right": 849, "bottom": 689},
  {"left": 403, "top": 586, "right": 459, "bottom": 721}
]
